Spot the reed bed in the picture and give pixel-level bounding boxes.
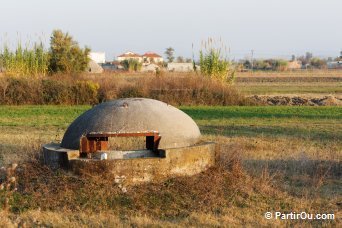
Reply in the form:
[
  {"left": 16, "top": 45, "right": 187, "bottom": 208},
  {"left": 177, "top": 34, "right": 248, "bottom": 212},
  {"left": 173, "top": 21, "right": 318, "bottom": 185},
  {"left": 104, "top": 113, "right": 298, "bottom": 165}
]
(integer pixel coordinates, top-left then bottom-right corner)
[{"left": 0, "top": 42, "right": 49, "bottom": 77}]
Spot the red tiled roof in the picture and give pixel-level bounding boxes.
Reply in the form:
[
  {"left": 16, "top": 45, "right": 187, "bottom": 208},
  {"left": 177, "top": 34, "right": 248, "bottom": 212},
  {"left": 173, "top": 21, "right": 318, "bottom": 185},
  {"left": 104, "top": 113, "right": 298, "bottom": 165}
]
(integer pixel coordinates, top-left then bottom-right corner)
[
  {"left": 118, "top": 52, "right": 142, "bottom": 58},
  {"left": 143, "top": 52, "right": 162, "bottom": 58}
]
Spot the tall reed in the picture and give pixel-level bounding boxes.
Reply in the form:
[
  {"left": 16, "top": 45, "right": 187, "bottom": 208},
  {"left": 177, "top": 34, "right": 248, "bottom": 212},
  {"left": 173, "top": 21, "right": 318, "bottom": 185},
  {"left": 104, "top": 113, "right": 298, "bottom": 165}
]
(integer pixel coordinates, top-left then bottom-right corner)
[
  {"left": 0, "top": 42, "right": 49, "bottom": 77},
  {"left": 199, "top": 38, "right": 235, "bottom": 83}
]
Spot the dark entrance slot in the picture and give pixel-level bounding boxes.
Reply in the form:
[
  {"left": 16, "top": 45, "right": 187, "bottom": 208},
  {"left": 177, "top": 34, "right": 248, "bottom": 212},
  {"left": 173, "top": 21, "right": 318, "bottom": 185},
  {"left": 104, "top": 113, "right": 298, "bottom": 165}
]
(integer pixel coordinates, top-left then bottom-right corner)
[{"left": 79, "top": 132, "right": 161, "bottom": 158}]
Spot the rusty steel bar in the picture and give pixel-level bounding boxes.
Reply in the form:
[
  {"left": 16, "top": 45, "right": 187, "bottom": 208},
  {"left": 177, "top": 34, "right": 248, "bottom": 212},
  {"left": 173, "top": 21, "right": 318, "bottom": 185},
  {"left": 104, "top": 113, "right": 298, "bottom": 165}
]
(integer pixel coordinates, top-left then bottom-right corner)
[
  {"left": 87, "top": 132, "right": 159, "bottom": 138},
  {"left": 79, "top": 131, "right": 161, "bottom": 154}
]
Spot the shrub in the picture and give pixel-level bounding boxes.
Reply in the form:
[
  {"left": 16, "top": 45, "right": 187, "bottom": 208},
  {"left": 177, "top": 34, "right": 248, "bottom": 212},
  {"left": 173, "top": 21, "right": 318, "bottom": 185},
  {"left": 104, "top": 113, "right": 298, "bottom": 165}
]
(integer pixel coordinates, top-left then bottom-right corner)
[
  {"left": 0, "top": 76, "right": 100, "bottom": 105},
  {"left": 41, "top": 80, "right": 71, "bottom": 104},
  {"left": 273, "top": 59, "right": 288, "bottom": 71},
  {"left": 310, "top": 58, "right": 327, "bottom": 69},
  {"left": 3, "top": 77, "right": 42, "bottom": 105},
  {"left": 0, "top": 74, "right": 250, "bottom": 106},
  {"left": 71, "top": 81, "right": 99, "bottom": 105}
]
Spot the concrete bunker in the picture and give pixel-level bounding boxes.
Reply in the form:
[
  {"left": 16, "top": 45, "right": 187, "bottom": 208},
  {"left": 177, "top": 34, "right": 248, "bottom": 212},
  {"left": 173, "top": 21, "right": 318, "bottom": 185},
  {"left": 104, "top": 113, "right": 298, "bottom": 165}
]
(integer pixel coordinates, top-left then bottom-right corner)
[{"left": 43, "top": 98, "right": 216, "bottom": 184}]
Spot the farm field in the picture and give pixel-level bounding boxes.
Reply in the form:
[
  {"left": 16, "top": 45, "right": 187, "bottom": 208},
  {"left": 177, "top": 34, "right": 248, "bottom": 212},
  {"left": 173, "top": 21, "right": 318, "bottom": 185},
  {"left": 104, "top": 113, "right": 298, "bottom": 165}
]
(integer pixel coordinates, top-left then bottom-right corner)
[
  {"left": 0, "top": 105, "right": 341, "bottom": 226},
  {"left": 237, "top": 82, "right": 342, "bottom": 95},
  {"left": 235, "top": 70, "right": 342, "bottom": 95}
]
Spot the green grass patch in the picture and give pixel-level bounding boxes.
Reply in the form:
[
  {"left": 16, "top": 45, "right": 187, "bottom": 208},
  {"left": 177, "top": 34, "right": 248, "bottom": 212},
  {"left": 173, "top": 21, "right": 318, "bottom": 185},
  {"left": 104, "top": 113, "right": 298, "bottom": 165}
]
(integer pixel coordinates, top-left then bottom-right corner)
[
  {"left": 0, "top": 105, "right": 341, "bottom": 142},
  {"left": 0, "top": 105, "right": 90, "bottom": 127},
  {"left": 181, "top": 106, "right": 342, "bottom": 120},
  {"left": 181, "top": 106, "right": 342, "bottom": 141}
]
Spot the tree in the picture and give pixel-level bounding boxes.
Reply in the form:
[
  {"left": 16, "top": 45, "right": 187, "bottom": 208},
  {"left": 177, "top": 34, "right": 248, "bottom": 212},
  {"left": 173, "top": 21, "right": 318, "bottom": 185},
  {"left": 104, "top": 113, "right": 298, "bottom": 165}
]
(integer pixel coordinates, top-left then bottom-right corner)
[
  {"left": 121, "top": 59, "right": 142, "bottom": 72},
  {"left": 310, "top": 58, "right": 327, "bottom": 69},
  {"left": 176, "top": 56, "right": 184, "bottom": 63},
  {"left": 274, "top": 59, "right": 288, "bottom": 71},
  {"left": 164, "top": 47, "right": 175, "bottom": 63},
  {"left": 49, "top": 29, "right": 90, "bottom": 74}
]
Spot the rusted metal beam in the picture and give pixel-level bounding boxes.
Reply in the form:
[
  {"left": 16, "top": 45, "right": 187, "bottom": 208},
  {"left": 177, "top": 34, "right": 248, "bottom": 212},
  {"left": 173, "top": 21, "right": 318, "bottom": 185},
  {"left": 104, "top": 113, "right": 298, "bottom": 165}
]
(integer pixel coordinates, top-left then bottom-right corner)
[
  {"left": 87, "top": 132, "right": 159, "bottom": 138},
  {"left": 79, "top": 131, "right": 161, "bottom": 154}
]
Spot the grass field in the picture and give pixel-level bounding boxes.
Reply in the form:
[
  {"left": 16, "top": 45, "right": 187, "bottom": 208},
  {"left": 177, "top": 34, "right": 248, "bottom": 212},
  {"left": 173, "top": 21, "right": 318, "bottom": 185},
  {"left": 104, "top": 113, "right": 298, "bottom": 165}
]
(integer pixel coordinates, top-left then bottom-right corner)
[
  {"left": 235, "top": 71, "right": 342, "bottom": 95},
  {"left": 237, "top": 82, "right": 342, "bottom": 95},
  {"left": 0, "top": 105, "right": 341, "bottom": 226}
]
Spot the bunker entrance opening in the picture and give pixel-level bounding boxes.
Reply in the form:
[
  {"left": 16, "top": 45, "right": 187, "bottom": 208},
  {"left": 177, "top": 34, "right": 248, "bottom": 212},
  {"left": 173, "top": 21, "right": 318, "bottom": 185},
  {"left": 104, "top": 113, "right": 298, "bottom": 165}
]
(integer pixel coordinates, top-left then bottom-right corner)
[{"left": 79, "top": 132, "right": 162, "bottom": 159}]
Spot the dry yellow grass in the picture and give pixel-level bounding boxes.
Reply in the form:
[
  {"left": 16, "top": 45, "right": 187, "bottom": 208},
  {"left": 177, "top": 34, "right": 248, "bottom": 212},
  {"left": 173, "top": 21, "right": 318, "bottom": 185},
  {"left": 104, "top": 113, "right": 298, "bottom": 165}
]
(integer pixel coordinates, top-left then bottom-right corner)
[
  {"left": 0, "top": 131, "right": 340, "bottom": 226},
  {"left": 0, "top": 105, "right": 340, "bottom": 226}
]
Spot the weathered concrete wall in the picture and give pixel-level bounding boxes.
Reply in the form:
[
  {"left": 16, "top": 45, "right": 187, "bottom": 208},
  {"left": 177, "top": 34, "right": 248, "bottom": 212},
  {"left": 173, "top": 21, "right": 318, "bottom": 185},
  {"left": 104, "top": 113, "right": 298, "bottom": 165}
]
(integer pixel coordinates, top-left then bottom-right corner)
[
  {"left": 43, "top": 142, "right": 216, "bottom": 184},
  {"left": 42, "top": 143, "right": 79, "bottom": 169},
  {"left": 69, "top": 142, "right": 217, "bottom": 184}
]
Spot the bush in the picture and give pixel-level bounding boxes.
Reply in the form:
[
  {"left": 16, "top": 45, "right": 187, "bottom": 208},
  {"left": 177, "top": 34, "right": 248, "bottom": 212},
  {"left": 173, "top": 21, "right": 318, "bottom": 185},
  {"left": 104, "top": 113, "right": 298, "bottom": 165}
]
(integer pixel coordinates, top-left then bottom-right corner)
[
  {"left": 3, "top": 77, "right": 42, "bottom": 105},
  {"left": 117, "top": 86, "right": 145, "bottom": 98},
  {"left": 71, "top": 81, "right": 99, "bottom": 105},
  {"left": 310, "top": 58, "right": 327, "bottom": 69},
  {"left": 0, "top": 74, "right": 250, "bottom": 106},
  {"left": 273, "top": 59, "right": 288, "bottom": 71},
  {"left": 41, "top": 80, "right": 71, "bottom": 104},
  {"left": 115, "top": 75, "right": 249, "bottom": 106},
  {"left": 0, "top": 76, "right": 99, "bottom": 105}
]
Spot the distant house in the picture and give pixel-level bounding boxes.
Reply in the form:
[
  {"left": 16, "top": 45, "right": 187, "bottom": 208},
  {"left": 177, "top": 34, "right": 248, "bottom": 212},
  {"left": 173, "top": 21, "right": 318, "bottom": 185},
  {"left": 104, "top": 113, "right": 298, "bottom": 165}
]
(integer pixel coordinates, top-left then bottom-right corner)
[
  {"left": 117, "top": 52, "right": 143, "bottom": 63},
  {"left": 287, "top": 60, "right": 302, "bottom": 70},
  {"left": 142, "top": 52, "right": 163, "bottom": 64},
  {"left": 167, "top": 63, "right": 194, "bottom": 72},
  {"left": 327, "top": 61, "right": 342, "bottom": 69},
  {"left": 89, "top": 52, "right": 106, "bottom": 64}
]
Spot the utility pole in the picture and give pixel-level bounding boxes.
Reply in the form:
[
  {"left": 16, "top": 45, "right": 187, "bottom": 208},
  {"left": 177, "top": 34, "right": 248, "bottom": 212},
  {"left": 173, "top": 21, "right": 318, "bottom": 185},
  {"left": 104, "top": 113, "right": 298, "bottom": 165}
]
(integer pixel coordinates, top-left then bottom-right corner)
[{"left": 251, "top": 49, "right": 254, "bottom": 71}]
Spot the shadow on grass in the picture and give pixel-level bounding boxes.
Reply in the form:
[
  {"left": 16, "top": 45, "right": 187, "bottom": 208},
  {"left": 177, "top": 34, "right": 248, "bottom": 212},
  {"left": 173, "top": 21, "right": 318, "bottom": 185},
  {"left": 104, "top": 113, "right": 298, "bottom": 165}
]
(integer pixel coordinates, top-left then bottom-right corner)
[{"left": 200, "top": 125, "right": 341, "bottom": 142}]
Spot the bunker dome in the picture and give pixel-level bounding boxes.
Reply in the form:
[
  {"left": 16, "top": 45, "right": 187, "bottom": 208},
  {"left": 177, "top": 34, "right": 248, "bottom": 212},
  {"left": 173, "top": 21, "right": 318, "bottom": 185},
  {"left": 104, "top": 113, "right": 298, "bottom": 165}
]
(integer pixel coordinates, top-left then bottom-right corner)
[
  {"left": 61, "top": 98, "right": 201, "bottom": 150},
  {"left": 43, "top": 98, "right": 216, "bottom": 183}
]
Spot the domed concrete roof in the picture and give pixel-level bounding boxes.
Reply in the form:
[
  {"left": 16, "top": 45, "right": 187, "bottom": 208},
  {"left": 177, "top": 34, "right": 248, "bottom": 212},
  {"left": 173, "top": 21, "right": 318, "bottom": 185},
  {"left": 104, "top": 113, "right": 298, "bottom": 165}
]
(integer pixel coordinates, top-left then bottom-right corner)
[{"left": 61, "top": 98, "right": 201, "bottom": 149}]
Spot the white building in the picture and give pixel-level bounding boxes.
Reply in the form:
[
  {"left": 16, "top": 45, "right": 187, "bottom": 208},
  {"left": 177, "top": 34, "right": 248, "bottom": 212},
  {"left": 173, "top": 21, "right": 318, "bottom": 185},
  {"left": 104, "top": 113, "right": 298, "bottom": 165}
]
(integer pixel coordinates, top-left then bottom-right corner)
[
  {"left": 167, "top": 63, "right": 194, "bottom": 72},
  {"left": 117, "top": 52, "right": 143, "bottom": 63},
  {"left": 141, "top": 63, "right": 161, "bottom": 73},
  {"left": 89, "top": 52, "right": 106, "bottom": 64},
  {"left": 142, "top": 52, "right": 164, "bottom": 63},
  {"left": 327, "top": 61, "right": 342, "bottom": 69}
]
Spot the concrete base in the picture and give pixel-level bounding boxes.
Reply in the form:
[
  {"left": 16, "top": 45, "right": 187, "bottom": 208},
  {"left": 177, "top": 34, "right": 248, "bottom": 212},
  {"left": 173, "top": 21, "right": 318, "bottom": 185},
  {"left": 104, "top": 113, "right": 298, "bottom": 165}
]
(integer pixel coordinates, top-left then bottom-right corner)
[
  {"left": 42, "top": 143, "right": 79, "bottom": 169},
  {"left": 42, "top": 142, "right": 217, "bottom": 184}
]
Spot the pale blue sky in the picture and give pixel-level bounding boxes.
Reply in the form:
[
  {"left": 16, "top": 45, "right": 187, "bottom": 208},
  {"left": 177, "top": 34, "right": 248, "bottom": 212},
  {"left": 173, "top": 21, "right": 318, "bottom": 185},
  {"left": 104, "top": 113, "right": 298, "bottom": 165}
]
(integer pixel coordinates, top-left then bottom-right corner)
[{"left": 0, "top": 0, "right": 341, "bottom": 60}]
